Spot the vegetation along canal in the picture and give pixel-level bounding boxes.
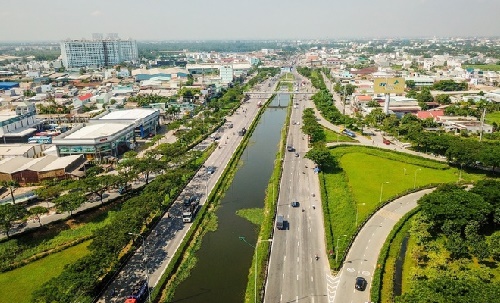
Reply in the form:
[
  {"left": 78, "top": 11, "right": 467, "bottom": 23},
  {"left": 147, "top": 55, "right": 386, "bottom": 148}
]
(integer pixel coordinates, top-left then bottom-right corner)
[{"left": 172, "top": 93, "right": 290, "bottom": 302}]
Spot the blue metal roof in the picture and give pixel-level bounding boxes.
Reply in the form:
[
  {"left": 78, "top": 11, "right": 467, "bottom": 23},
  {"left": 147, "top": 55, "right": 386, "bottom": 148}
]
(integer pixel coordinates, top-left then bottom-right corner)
[{"left": 0, "top": 82, "right": 20, "bottom": 90}]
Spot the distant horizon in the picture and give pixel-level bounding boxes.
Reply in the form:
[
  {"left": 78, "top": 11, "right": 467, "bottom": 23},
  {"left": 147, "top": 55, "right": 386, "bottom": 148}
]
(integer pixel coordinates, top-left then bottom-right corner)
[
  {"left": 0, "top": 0, "right": 498, "bottom": 41},
  {"left": 1, "top": 35, "right": 500, "bottom": 44}
]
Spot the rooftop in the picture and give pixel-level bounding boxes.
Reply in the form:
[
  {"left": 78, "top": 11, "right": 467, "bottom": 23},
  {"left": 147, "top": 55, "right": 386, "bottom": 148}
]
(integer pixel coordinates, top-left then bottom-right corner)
[
  {"left": 65, "top": 123, "right": 130, "bottom": 140},
  {"left": 98, "top": 109, "right": 159, "bottom": 121}
]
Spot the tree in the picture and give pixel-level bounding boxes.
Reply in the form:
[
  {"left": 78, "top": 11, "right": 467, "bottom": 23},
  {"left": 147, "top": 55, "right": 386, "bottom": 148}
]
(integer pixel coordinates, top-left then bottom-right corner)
[
  {"left": 53, "top": 192, "right": 86, "bottom": 216},
  {"left": 489, "top": 231, "right": 500, "bottom": 260},
  {"left": 418, "top": 189, "right": 491, "bottom": 234},
  {"left": 435, "top": 94, "right": 451, "bottom": 105},
  {"left": 366, "top": 100, "right": 380, "bottom": 108},
  {"left": 29, "top": 206, "right": 49, "bottom": 226},
  {"left": 1, "top": 180, "right": 19, "bottom": 204},
  {"left": 82, "top": 176, "right": 109, "bottom": 203},
  {"left": 34, "top": 185, "right": 61, "bottom": 206},
  {"left": 305, "top": 147, "right": 337, "bottom": 171},
  {"left": 0, "top": 204, "right": 27, "bottom": 238},
  {"left": 417, "top": 87, "right": 434, "bottom": 103},
  {"left": 405, "top": 80, "right": 416, "bottom": 90}
]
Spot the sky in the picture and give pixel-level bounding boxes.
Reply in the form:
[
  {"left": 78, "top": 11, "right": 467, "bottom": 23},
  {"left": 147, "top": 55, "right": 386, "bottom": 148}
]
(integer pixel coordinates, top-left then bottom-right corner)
[{"left": 1, "top": 0, "right": 499, "bottom": 41}]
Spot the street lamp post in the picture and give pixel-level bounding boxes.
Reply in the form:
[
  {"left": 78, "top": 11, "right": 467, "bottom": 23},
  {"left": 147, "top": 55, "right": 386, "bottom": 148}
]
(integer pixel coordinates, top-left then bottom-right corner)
[
  {"left": 239, "top": 236, "right": 273, "bottom": 303},
  {"left": 355, "top": 203, "right": 366, "bottom": 227},
  {"left": 414, "top": 169, "right": 422, "bottom": 189},
  {"left": 128, "top": 233, "right": 152, "bottom": 303},
  {"left": 335, "top": 234, "right": 347, "bottom": 263},
  {"left": 379, "top": 182, "right": 389, "bottom": 203},
  {"left": 458, "top": 163, "right": 463, "bottom": 182}
]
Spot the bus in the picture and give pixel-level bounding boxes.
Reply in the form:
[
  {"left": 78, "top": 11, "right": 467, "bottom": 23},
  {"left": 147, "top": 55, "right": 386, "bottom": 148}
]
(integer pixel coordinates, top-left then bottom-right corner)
[{"left": 28, "top": 136, "right": 52, "bottom": 144}]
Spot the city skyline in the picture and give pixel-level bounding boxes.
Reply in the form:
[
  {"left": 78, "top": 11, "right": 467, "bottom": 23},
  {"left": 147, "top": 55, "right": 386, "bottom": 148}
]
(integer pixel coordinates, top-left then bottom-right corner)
[{"left": 0, "top": 0, "right": 499, "bottom": 41}]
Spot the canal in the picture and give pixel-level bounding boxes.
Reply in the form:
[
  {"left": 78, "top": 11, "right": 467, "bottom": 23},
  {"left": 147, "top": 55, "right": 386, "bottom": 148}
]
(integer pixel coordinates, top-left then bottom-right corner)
[{"left": 171, "top": 93, "right": 290, "bottom": 302}]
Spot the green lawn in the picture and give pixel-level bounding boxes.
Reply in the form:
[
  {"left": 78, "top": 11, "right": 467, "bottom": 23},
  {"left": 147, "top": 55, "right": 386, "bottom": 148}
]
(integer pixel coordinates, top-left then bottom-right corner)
[
  {"left": 486, "top": 111, "right": 500, "bottom": 125},
  {"left": 463, "top": 64, "right": 500, "bottom": 72},
  {"left": 0, "top": 240, "right": 91, "bottom": 303},
  {"left": 322, "top": 146, "right": 484, "bottom": 267},
  {"left": 324, "top": 127, "right": 357, "bottom": 143}
]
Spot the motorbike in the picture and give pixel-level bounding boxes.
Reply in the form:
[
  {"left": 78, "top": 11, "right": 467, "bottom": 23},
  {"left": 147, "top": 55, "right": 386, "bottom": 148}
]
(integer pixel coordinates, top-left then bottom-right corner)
[{"left": 315, "top": 255, "right": 319, "bottom": 261}]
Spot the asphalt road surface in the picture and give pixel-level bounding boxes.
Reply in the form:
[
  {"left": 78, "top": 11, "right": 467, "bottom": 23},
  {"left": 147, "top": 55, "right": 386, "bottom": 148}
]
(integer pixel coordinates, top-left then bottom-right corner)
[
  {"left": 331, "top": 188, "right": 434, "bottom": 303},
  {"left": 264, "top": 74, "right": 333, "bottom": 303},
  {"left": 98, "top": 78, "right": 278, "bottom": 303}
]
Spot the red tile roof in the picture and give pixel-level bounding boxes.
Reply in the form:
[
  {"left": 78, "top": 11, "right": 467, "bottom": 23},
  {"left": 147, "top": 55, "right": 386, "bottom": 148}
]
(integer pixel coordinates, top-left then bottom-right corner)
[
  {"left": 416, "top": 110, "right": 444, "bottom": 119},
  {"left": 78, "top": 93, "right": 93, "bottom": 101},
  {"left": 357, "top": 95, "right": 372, "bottom": 101}
]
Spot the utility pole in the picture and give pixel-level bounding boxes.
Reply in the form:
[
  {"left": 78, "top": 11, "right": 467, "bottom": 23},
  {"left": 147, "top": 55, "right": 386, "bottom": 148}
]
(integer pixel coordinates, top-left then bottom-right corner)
[{"left": 479, "top": 107, "right": 486, "bottom": 142}]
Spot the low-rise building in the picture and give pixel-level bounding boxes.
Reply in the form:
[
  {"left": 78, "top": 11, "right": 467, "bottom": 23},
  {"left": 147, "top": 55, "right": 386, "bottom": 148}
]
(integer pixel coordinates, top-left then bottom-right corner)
[
  {"left": 0, "top": 154, "right": 84, "bottom": 183},
  {"left": 52, "top": 108, "right": 159, "bottom": 160}
]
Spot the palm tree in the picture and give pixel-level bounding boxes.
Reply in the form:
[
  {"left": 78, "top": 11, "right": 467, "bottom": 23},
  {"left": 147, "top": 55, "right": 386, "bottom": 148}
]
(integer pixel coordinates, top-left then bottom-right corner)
[{"left": 1, "top": 180, "right": 19, "bottom": 204}]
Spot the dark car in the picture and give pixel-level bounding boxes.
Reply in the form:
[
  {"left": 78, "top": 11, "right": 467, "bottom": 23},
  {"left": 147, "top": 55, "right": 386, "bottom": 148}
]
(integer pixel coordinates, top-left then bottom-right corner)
[
  {"left": 287, "top": 145, "right": 295, "bottom": 152},
  {"left": 291, "top": 201, "right": 300, "bottom": 207},
  {"left": 355, "top": 277, "right": 367, "bottom": 291}
]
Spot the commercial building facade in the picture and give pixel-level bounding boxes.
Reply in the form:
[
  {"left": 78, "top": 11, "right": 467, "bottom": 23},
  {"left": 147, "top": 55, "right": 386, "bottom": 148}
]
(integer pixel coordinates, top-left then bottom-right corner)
[
  {"left": 52, "top": 109, "right": 159, "bottom": 160},
  {"left": 60, "top": 38, "right": 138, "bottom": 68}
]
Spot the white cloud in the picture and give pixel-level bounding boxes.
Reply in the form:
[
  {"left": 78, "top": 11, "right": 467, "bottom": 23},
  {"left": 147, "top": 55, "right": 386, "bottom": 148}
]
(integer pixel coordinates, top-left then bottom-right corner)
[{"left": 90, "top": 10, "right": 102, "bottom": 17}]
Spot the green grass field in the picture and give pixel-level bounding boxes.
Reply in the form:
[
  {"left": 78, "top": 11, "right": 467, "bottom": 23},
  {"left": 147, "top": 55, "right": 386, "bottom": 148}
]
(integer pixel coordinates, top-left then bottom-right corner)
[
  {"left": 463, "top": 64, "right": 500, "bottom": 72},
  {"left": 0, "top": 240, "right": 90, "bottom": 303},
  {"left": 323, "top": 127, "right": 357, "bottom": 143},
  {"left": 322, "top": 146, "right": 484, "bottom": 267},
  {"left": 486, "top": 111, "right": 500, "bottom": 125}
]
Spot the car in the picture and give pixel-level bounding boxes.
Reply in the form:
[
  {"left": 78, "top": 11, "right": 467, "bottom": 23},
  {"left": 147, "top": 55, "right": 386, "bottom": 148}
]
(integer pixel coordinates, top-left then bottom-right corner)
[
  {"left": 206, "top": 166, "right": 216, "bottom": 174},
  {"left": 291, "top": 201, "right": 300, "bottom": 207},
  {"left": 355, "top": 277, "right": 367, "bottom": 291},
  {"left": 287, "top": 145, "right": 295, "bottom": 152}
]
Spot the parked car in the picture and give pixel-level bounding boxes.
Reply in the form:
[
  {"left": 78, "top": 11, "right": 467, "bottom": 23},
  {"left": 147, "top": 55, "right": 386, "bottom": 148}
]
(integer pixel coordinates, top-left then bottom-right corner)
[
  {"left": 291, "top": 201, "right": 300, "bottom": 207},
  {"left": 355, "top": 277, "right": 367, "bottom": 291}
]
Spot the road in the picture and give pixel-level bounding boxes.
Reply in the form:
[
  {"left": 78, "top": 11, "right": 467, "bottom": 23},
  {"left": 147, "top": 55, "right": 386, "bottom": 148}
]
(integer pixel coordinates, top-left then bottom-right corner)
[
  {"left": 264, "top": 74, "right": 333, "bottom": 303},
  {"left": 330, "top": 188, "right": 434, "bottom": 303},
  {"left": 98, "top": 78, "right": 279, "bottom": 302},
  {"left": 264, "top": 69, "right": 444, "bottom": 303}
]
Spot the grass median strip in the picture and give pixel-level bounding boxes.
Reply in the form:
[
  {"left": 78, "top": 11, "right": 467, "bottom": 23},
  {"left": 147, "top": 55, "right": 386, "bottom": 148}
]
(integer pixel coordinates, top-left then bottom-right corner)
[{"left": 323, "top": 146, "right": 484, "bottom": 269}]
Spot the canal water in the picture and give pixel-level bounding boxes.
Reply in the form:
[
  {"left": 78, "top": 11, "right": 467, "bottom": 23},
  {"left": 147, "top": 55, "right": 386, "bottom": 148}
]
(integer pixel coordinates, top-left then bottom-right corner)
[{"left": 171, "top": 93, "right": 289, "bottom": 303}]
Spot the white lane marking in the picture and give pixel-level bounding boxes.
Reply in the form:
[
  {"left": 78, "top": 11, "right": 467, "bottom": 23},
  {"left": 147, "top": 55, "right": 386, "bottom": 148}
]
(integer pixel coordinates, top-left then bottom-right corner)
[
  {"left": 311, "top": 276, "right": 314, "bottom": 282},
  {"left": 297, "top": 274, "right": 299, "bottom": 281},
  {"left": 297, "top": 257, "right": 299, "bottom": 263},
  {"left": 298, "top": 241, "right": 300, "bottom": 247},
  {"left": 280, "top": 294, "right": 283, "bottom": 302}
]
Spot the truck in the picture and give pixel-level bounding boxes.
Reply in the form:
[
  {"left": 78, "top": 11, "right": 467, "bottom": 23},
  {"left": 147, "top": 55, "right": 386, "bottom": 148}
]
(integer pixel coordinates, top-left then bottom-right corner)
[
  {"left": 276, "top": 215, "right": 285, "bottom": 230},
  {"left": 124, "top": 280, "right": 149, "bottom": 303},
  {"left": 182, "top": 197, "right": 200, "bottom": 223},
  {"left": 238, "top": 127, "right": 247, "bottom": 136}
]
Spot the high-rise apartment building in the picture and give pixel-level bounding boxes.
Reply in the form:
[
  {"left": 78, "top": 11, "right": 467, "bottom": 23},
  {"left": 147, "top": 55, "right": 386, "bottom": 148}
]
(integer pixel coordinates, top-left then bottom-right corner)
[{"left": 60, "top": 35, "right": 138, "bottom": 68}]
